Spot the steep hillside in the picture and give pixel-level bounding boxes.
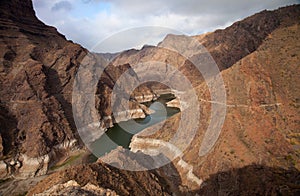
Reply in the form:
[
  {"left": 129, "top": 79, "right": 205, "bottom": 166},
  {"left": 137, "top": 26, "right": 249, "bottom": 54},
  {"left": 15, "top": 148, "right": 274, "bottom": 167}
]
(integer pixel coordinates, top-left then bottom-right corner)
[
  {"left": 0, "top": 0, "right": 153, "bottom": 179},
  {"left": 0, "top": 0, "right": 84, "bottom": 178},
  {"left": 194, "top": 5, "right": 300, "bottom": 70},
  {"left": 130, "top": 6, "right": 300, "bottom": 194}
]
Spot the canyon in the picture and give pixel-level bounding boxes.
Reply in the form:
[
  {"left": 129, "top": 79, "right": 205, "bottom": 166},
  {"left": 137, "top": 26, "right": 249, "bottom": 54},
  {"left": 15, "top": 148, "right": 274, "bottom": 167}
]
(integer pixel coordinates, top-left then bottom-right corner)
[{"left": 0, "top": 0, "right": 299, "bottom": 195}]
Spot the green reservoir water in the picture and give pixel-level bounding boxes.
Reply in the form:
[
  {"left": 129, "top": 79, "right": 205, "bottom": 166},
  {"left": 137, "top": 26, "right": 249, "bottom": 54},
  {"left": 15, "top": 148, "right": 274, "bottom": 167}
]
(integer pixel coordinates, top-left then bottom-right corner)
[{"left": 91, "top": 94, "right": 180, "bottom": 157}]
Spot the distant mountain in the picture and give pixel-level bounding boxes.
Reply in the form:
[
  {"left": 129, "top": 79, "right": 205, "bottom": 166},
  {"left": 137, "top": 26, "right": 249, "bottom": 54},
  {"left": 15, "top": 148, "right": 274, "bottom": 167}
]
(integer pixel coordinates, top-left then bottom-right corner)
[{"left": 95, "top": 52, "right": 120, "bottom": 61}]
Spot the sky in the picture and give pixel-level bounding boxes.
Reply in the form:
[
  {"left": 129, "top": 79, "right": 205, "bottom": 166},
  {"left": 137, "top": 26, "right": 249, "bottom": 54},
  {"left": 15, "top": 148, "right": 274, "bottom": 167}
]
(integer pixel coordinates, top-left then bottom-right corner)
[{"left": 32, "top": 0, "right": 299, "bottom": 53}]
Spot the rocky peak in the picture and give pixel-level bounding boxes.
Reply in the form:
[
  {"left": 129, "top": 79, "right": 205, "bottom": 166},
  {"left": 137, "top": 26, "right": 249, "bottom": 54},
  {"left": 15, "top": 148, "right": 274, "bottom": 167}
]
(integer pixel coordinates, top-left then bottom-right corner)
[{"left": 0, "top": 0, "right": 37, "bottom": 21}]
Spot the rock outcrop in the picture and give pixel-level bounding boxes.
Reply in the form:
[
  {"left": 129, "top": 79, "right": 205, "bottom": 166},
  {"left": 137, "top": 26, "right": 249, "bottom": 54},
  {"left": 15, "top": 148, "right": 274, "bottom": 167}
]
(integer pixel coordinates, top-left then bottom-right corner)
[
  {"left": 34, "top": 180, "right": 118, "bottom": 196},
  {"left": 27, "top": 160, "right": 173, "bottom": 196}
]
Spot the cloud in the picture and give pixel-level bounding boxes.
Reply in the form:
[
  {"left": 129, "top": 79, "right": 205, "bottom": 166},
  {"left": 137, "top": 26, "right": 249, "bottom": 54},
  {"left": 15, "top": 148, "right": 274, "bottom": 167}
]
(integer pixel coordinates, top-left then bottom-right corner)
[
  {"left": 51, "top": 1, "right": 73, "bottom": 12},
  {"left": 32, "top": 0, "right": 299, "bottom": 52}
]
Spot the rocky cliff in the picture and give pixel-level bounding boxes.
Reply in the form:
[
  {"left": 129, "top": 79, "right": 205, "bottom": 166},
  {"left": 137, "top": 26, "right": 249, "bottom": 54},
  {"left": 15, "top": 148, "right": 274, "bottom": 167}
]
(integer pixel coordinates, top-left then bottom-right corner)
[
  {"left": 0, "top": 0, "right": 153, "bottom": 179},
  {"left": 0, "top": 0, "right": 83, "bottom": 178}
]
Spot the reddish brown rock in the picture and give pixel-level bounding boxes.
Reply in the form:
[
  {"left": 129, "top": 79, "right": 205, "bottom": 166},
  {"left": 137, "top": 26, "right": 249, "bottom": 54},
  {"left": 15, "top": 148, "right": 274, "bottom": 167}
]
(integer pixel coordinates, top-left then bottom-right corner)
[
  {"left": 27, "top": 161, "right": 173, "bottom": 196},
  {"left": 130, "top": 9, "right": 300, "bottom": 195},
  {"left": 0, "top": 0, "right": 153, "bottom": 178}
]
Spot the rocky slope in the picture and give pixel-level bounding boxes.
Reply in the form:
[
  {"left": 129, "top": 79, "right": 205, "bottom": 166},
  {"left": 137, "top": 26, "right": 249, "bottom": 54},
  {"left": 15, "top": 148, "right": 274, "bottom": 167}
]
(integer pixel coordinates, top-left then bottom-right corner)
[
  {"left": 129, "top": 5, "right": 300, "bottom": 194},
  {"left": 0, "top": 0, "right": 154, "bottom": 179},
  {"left": 0, "top": 0, "right": 82, "bottom": 178},
  {"left": 27, "top": 158, "right": 173, "bottom": 196}
]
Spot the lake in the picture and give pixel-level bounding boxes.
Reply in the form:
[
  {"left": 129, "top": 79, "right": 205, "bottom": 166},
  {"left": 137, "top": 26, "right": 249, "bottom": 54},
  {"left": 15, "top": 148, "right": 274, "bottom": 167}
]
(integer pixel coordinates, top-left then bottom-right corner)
[{"left": 90, "top": 94, "right": 180, "bottom": 157}]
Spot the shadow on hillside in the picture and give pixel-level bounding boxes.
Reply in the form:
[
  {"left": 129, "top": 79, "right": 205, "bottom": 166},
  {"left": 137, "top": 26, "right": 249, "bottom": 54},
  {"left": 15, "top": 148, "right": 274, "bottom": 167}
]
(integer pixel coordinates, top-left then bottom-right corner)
[
  {"left": 98, "top": 149, "right": 184, "bottom": 195},
  {"left": 43, "top": 67, "right": 77, "bottom": 133},
  {"left": 190, "top": 164, "right": 300, "bottom": 196},
  {"left": 0, "top": 104, "right": 18, "bottom": 158}
]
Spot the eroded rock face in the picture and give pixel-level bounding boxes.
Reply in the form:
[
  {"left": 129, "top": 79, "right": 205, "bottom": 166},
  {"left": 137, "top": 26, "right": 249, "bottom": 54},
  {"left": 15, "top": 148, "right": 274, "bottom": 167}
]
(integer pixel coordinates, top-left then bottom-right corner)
[
  {"left": 0, "top": 0, "right": 85, "bottom": 178},
  {"left": 0, "top": 0, "right": 155, "bottom": 178}
]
